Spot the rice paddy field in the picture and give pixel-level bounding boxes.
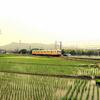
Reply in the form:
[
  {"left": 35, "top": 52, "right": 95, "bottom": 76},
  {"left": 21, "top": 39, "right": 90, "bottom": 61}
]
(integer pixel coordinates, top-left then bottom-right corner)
[
  {"left": 0, "top": 72, "right": 100, "bottom": 100},
  {"left": 0, "top": 54, "right": 100, "bottom": 76},
  {"left": 0, "top": 54, "right": 100, "bottom": 100}
]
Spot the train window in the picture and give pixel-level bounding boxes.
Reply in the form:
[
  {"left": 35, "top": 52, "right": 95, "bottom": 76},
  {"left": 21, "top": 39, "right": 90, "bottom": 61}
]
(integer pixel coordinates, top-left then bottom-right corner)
[{"left": 57, "top": 51, "right": 61, "bottom": 53}]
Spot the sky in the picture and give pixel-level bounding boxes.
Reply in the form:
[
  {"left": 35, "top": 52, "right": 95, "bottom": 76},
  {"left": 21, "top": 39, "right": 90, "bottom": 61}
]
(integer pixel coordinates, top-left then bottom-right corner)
[{"left": 0, "top": 0, "right": 100, "bottom": 47}]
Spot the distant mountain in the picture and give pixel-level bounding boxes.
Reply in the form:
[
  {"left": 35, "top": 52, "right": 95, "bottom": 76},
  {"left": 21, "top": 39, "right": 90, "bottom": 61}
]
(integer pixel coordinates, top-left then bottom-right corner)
[
  {"left": 0, "top": 42, "right": 100, "bottom": 50},
  {"left": 0, "top": 42, "right": 57, "bottom": 50}
]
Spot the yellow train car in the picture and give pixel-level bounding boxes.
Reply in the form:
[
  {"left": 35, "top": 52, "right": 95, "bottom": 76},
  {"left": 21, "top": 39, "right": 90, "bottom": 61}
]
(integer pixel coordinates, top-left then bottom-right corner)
[{"left": 32, "top": 50, "right": 61, "bottom": 56}]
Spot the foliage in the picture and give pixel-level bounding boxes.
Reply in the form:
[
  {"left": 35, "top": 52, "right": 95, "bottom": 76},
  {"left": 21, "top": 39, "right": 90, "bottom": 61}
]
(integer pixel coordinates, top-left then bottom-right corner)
[
  {"left": 19, "top": 49, "right": 28, "bottom": 54},
  {"left": 63, "top": 49, "right": 100, "bottom": 56}
]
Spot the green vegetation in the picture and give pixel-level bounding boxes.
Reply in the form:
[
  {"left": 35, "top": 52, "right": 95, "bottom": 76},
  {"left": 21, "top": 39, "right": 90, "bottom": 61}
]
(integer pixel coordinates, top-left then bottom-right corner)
[
  {"left": 96, "top": 79, "right": 100, "bottom": 83},
  {"left": 0, "top": 54, "right": 100, "bottom": 75},
  {"left": 63, "top": 49, "right": 100, "bottom": 56},
  {"left": 0, "top": 54, "right": 100, "bottom": 100},
  {"left": 0, "top": 72, "right": 99, "bottom": 100}
]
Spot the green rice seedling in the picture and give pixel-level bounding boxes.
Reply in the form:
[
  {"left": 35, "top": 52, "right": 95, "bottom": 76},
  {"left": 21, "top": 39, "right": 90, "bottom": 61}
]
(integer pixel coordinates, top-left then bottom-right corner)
[
  {"left": 97, "top": 87, "right": 99, "bottom": 100},
  {"left": 85, "top": 83, "right": 91, "bottom": 100}
]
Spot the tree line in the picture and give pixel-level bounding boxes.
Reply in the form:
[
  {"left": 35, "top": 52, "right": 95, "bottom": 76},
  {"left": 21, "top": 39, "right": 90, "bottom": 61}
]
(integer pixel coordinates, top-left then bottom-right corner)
[{"left": 62, "top": 49, "right": 100, "bottom": 56}]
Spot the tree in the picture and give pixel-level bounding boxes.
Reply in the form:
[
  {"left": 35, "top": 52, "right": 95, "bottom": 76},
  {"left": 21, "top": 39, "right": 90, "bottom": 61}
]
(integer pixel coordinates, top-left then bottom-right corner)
[
  {"left": 61, "top": 49, "right": 65, "bottom": 55},
  {"left": 19, "top": 49, "right": 27, "bottom": 54},
  {"left": 70, "top": 50, "right": 76, "bottom": 55}
]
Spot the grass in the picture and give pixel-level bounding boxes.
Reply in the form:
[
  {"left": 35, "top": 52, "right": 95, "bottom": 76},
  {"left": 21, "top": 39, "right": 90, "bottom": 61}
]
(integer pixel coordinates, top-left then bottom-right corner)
[{"left": 0, "top": 54, "right": 100, "bottom": 75}]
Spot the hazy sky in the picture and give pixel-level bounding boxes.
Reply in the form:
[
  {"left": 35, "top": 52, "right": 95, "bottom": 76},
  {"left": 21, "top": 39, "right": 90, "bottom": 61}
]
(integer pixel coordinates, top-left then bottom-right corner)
[{"left": 0, "top": 0, "right": 100, "bottom": 46}]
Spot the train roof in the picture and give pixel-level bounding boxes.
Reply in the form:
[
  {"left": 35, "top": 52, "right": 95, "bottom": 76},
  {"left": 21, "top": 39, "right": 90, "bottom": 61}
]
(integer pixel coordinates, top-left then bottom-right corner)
[{"left": 32, "top": 49, "right": 61, "bottom": 51}]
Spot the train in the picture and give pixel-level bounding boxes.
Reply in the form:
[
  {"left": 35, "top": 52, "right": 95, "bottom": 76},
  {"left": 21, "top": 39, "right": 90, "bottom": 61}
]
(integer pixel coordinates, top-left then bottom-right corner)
[{"left": 32, "top": 49, "right": 62, "bottom": 56}]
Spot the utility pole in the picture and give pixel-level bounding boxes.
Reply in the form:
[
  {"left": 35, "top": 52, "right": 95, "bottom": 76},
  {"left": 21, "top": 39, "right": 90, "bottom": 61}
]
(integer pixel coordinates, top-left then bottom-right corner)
[
  {"left": 59, "top": 41, "right": 62, "bottom": 50},
  {"left": 55, "top": 41, "right": 62, "bottom": 50},
  {"left": 19, "top": 40, "right": 21, "bottom": 51},
  {"left": 29, "top": 45, "right": 31, "bottom": 50}
]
